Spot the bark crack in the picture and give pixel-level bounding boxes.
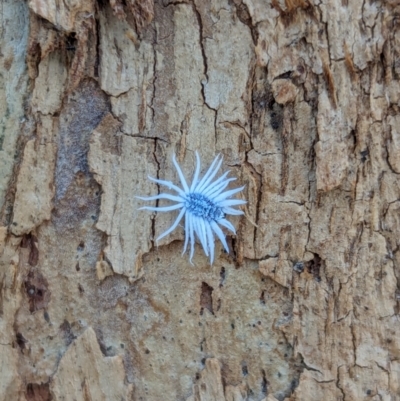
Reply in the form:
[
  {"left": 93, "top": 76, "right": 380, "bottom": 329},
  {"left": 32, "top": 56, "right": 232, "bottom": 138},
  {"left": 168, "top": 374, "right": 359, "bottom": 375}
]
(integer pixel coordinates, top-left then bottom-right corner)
[{"left": 190, "top": 0, "right": 218, "bottom": 129}]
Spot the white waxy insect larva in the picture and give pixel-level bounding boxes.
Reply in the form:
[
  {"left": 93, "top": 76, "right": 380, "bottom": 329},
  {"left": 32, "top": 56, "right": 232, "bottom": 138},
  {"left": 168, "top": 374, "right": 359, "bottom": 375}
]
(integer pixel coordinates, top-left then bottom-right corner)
[{"left": 137, "top": 152, "right": 246, "bottom": 264}]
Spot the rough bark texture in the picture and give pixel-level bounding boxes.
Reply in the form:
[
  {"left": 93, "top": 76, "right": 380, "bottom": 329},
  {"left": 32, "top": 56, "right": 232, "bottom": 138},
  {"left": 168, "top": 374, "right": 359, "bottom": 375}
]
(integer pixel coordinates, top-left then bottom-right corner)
[{"left": 1, "top": 0, "right": 400, "bottom": 400}]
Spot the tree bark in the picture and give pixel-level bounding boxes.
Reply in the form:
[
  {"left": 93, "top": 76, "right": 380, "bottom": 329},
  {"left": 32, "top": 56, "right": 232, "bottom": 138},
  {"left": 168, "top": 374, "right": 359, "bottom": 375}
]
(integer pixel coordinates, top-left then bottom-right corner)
[{"left": 1, "top": 0, "right": 399, "bottom": 400}]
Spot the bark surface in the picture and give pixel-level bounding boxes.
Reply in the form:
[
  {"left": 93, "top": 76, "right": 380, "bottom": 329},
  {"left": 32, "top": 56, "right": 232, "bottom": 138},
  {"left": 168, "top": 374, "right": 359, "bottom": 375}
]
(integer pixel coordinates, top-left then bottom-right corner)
[{"left": 0, "top": 0, "right": 399, "bottom": 400}]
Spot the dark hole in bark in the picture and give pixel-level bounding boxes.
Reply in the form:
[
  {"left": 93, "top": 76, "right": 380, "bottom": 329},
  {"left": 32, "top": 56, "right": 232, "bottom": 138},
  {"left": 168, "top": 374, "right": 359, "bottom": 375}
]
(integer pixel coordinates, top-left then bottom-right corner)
[
  {"left": 305, "top": 254, "right": 323, "bottom": 282},
  {"left": 16, "top": 332, "right": 27, "bottom": 350},
  {"left": 200, "top": 282, "right": 214, "bottom": 315}
]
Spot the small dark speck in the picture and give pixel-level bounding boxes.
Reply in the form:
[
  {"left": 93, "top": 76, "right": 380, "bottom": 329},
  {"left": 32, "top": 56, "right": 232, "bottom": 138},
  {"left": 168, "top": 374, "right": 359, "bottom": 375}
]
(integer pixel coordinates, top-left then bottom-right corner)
[
  {"left": 43, "top": 311, "right": 50, "bottom": 323},
  {"left": 360, "top": 149, "right": 369, "bottom": 162},
  {"left": 271, "top": 120, "right": 280, "bottom": 129},
  {"left": 366, "top": 389, "right": 372, "bottom": 395},
  {"left": 293, "top": 262, "right": 304, "bottom": 273},
  {"left": 145, "top": 349, "right": 150, "bottom": 354},
  {"left": 290, "top": 379, "right": 298, "bottom": 391}
]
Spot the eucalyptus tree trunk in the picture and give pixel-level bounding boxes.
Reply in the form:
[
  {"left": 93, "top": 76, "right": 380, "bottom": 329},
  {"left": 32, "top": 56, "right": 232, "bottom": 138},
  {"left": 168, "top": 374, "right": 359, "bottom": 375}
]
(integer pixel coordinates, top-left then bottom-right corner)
[{"left": 1, "top": 0, "right": 399, "bottom": 400}]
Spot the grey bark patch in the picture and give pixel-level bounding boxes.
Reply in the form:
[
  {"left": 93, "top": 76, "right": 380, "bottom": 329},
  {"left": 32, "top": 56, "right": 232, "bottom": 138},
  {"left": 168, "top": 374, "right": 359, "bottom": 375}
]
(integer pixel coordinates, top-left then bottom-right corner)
[{"left": 54, "top": 79, "right": 109, "bottom": 232}]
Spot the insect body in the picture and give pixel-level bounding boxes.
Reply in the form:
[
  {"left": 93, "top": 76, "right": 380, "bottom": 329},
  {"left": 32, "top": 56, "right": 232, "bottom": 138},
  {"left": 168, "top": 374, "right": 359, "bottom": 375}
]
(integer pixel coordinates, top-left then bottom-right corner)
[{"left": 138, "top": 152, "right": 246, "bottom": 264}]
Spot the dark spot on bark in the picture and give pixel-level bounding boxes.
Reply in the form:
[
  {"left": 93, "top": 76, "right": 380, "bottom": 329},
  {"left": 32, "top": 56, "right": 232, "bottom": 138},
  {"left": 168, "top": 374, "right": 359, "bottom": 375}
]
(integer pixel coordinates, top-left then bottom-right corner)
[
  {"left": 360, "top": 149, "right": 369, "bottom": 162},
  {"left": 261, "top": 369, "right": 268, "bottom": 394},
  {"left": 66, "top": 32, "right": 77, "bottom": 52},
  {"left": 59, "top": 320, "right": 76, "bottom": 346},
  {"left": 21, "top": 234, "right": 39, "bottom": 266},
  {"left": 291, "top": 378, "right": 300, "bottom": 392},
  {"left": 200, "top": 282, "right": 214, "bottom": 315},
  {"left": 275, "top": 71, "right": 293, "bottom": 80},
  {"left": 305, "top": 254, "right": 323, "bottom": 282},
  {"left": 260, "top": 290, "right": 266, "bottom": 304},
  {"left": 270, "top": 110, "right": 282, "bottom": 130},
  {"left": 26, "top": 383, "right": 52, "bottom": 401},
  {"left": 24, "top": 270, "right": 50, "bottom": 313},
  {"left": 242, "top": 363, "right": 249, "bottom": 376},
  {"left": 16, "top": 332, "right": 27, "bottom": 350},
  {"left": 293, "top": 262, "right": 304, "bottom": 273},
  {"left": 43, "top": 310, "right": 50, "bottom": 323},
  {"left": 219, "top": 266, "right": 226, "bottom": 288}
]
